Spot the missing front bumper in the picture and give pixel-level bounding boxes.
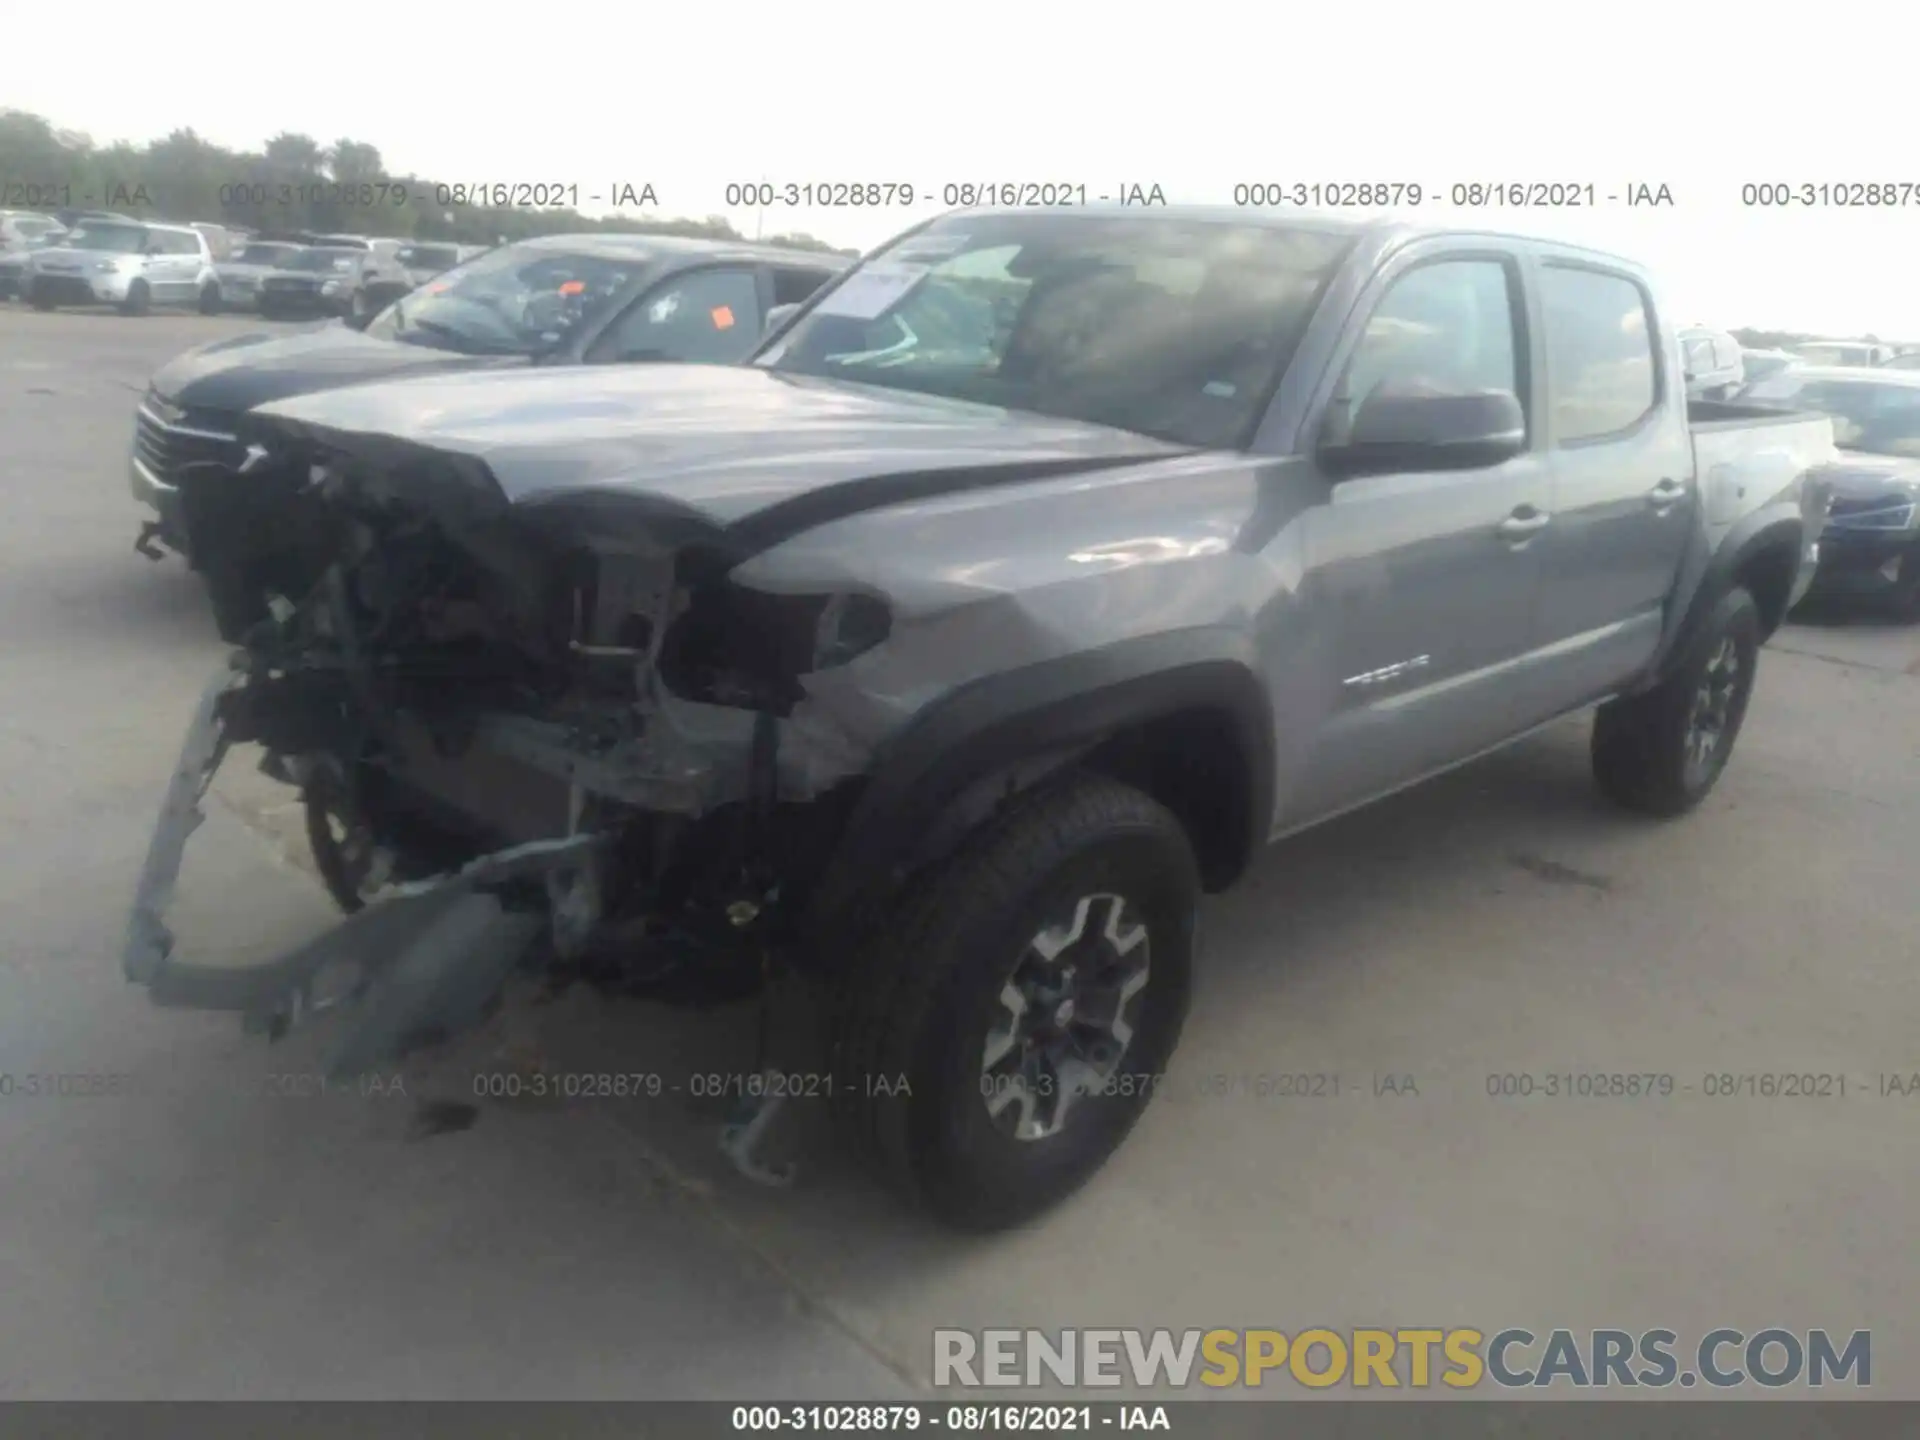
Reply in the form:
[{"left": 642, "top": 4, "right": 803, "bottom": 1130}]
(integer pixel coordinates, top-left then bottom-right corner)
[{"left": 120, "top": 662, "right": 622, "bottom": 1077}]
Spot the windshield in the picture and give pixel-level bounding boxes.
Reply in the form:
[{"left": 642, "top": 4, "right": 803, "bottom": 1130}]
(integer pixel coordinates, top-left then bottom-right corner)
[
  {"left": 1740, "top": 374, "right": 1920, "bottom": 457},
  {"left": 399, "top": 245, "right": 459, "bottom": 269},
  {"left": 361, "top": 243, "right": 653, "bottom": 356},
  {"left": 282, "top": 248, "right": 361, "bottom": 273},
  {"left": 233, "top": 243, "right": 298, "bottom": 265},
  {"left": 759, "top": 214, "right": 1355, "bottom": 449},
  {"left": 64, "top": 225, "right": 147, "bottom": 254}
]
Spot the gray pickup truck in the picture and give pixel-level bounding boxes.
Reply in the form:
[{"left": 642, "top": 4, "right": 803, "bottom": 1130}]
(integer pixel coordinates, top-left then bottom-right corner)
[{"left": 122, "top": 207, "right": 1833, "bottom": 1231}]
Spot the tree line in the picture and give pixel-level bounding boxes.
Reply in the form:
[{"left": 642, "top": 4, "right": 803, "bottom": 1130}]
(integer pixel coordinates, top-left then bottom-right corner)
[{"left": 0, "top": 109, "right": 857, "bottom": 256}]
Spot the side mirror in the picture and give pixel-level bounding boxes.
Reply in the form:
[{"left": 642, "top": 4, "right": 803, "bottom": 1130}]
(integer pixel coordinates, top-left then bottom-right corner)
[
  {"left": 763, "top": 302, "right": 799, "bottom": 337},
  {"left": 1321, "top": 387, "right": 1525, "bottom": 476}
]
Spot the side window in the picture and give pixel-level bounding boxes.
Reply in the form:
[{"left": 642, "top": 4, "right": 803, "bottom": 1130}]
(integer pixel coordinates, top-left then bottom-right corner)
[
  {"left": 1539, "top": 265, "right": 1657, "bottom": 442},
  {"left": 589, "top": 267, "right": 762, "bottom": 364},
  {"left": 1340, "top": 258, "right": 1520, "bottom": 415},
  {"left": 167, "top": 230, "right": 201, "bottom": 256},
  {"left": 771, "top": 265, "right": 835, "bottom": 307}
]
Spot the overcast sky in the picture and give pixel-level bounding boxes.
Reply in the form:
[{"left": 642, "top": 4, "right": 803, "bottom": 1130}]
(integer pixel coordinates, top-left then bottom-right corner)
[{"left": 11, "top": 0, "right": 1906, "bottom": 336}]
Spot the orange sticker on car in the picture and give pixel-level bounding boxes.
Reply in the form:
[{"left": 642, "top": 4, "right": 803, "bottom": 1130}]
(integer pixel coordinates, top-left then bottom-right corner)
[
  {"left": 711, "top": 305, "right": 735, "bottom": 329},
  {"left": 559, "top": 280, "right": 586, "bottom": 295}
]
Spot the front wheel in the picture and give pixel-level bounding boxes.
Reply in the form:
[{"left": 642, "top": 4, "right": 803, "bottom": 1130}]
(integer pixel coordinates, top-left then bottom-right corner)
[
  {"left": 1592, "top": 585, "right": 1761, "bottom": 816},
  {"left": 28, "top": 281, "right": 55, "bottom": 311},
  {"left": 828, "top": 773, "right": 1199, "bottom": 1231}
]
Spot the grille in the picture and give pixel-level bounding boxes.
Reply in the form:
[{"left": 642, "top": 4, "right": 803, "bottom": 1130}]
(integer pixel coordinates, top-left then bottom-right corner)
[{"left": 134, "top": 402, "right": 241, "bottom": 488}]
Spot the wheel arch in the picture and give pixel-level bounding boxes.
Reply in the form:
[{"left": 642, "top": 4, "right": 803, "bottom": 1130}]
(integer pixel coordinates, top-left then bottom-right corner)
[
  {"left": 1647, "top": 504, "right": 1804, "bottom": 684},
  {"left": 801, "top": 629, "right": 1275, "bottom": 932}
]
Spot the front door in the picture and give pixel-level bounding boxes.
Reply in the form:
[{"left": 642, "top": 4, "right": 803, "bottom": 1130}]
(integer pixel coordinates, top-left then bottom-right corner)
[{"left": 1270, "top": 248, "right": 1554, "bottom": 830}]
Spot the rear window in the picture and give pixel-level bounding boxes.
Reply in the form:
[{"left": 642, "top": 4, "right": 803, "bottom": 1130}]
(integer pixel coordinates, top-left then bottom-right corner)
[{"left": 1539, "top": 265, "right": 1658, "bottom": 441}]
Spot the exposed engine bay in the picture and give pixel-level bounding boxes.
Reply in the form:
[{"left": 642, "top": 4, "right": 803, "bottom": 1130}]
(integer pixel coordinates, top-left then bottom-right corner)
[{"left": 122, "top": 431, "right": 898, "bottom": 1097}]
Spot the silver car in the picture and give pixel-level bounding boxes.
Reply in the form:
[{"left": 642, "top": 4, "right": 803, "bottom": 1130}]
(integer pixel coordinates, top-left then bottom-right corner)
[
  {"left": 22, "top": 220, "right": 220, "bottom": 315},
  {"left": 0, "top": 210, "right": 68, "bottom": 297}
]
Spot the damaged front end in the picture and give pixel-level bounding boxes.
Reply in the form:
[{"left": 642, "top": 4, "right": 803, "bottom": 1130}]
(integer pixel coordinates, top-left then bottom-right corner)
[{"left": 122, "top": 424, "right": 887, "bottom": 1081}]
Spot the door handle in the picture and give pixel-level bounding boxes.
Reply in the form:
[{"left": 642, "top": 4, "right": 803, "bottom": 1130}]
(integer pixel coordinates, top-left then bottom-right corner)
[
  {"left": 1496, "top": 508, "right": 1551, "bottom": 542},
  {"left": 1647, "top": 478, "right": 1687, "bottom": 509}
]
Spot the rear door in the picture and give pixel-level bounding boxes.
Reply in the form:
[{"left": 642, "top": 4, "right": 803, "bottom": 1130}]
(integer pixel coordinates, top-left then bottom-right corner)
[
  {"left": 1273, "top": 243, "right": 1554, "bottom": 828},
  {"left": 1515, "top": 258, "right": 1694, "bottom": 723}
]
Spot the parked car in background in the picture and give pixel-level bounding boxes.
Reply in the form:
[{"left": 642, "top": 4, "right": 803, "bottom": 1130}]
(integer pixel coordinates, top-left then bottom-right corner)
[
  {"left": 129, "top": 233, "right": 850, "bottom": 633},
  {"left": 211, "top": 240, "right": 305, "bottom": 311},
  {"left": 1875, "top": 350, "right": 1920, "bottom": 371},
  {"left": 255, "top": 245, "right": 379, "bottom": 318},
  {"left": 1795, "top": 340, "right": 1894, "bottom": 367},
  {"left": 1680, "top": 326, "right": 1745, "bottom": 399},
  {"left": 253, "top": 237, "right": 412, "bottom": 320},
  {"left": 1740, "top": 365, "right": 1920, "bottom": 618},
  {"left": 22, "top": 219, "right": 219, "bottom": 315},
  {"left": 122, "top": 208, "right": 1834, "bottom": 1231},
  {"left": 1738, "top": 348, "right": 1801, "bottom": 386},
  {"left": 0, "top": 209, "right": 68, "bottom": 298},
  {"left": 190, "top": 222, "right": 239, "bottom": 261},
  {"left": 352, "top": 240, "right": 487, "bottom": 316}
]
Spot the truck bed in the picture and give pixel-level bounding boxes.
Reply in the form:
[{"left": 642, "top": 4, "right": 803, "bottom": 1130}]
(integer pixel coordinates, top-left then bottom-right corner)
[{"left": 1687, "top": 400, "right": 1835, "bottom": 536}]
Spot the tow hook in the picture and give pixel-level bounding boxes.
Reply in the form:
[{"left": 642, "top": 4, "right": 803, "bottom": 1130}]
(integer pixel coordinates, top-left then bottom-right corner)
[{"left": 134, "top": 522, "right": 168, "bottom": 562}]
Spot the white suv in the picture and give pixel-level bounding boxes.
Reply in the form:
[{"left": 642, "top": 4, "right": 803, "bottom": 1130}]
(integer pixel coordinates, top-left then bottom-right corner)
[{"left": 23, "top": 219, "right": 220, "bottom": 315}]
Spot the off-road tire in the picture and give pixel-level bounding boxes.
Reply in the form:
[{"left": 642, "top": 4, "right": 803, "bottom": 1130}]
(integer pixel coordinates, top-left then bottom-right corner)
[
  {"left": 1592, "top": 585, "right": 1761, "bottom": 817},
  {"left": 119, "top": 280, "right": 151, "bottom": 317},
  {"left": 826, "top": 772, "right": 1200, "bottom": 1232}
]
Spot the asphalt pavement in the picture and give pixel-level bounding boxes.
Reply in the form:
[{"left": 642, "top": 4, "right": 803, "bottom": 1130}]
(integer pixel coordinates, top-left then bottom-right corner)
[{"left": 1, "top": 306, "right": 1916, "bottom": 1400}]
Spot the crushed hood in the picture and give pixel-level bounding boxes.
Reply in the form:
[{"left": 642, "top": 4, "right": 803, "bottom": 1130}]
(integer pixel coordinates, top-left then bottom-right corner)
[
  {"left": 249, "top": 363, "right": 1186, "bottom": 533},
  {"left": 151, "top": 324, "right": 517, "bottom": 413}
]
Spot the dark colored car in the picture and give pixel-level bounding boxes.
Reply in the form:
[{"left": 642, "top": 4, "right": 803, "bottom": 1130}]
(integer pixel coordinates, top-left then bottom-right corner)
[
  {"left": 129, "top": 233, "right": 850, "bottom": 633},
  {"left": 353, "top": 240, "right": 487, "bottom": 317},
  {"left": 255, "top": 245, "right": 375, "bottom": 318},
  {"left": 1739, "top": 365, "right": 1920, "bottom": 618}
]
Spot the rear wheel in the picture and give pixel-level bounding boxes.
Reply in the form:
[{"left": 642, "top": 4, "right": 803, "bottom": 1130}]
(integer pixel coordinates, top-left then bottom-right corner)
[
  {"left": 119, "top": 280, "right": 150, "bottom": 317},
  {"left": 198, "top": 281, "right": 222, "bottom": 314},
  {"left": 1592, "top": 585, "right": 1761, "bottom": 816},
  {"left": 828, "top": 773, "right": 1199, "bottom": 1231},
  {"left": 28, "top": 281, "right": 55, "bottom": 311}
]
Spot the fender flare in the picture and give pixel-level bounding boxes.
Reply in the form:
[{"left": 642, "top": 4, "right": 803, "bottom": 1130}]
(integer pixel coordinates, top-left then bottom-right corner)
[
  {"left": 1643, "top": 502, "right": 1805, "bottom": 686},
  {"left": 802, "top": 628, "right": 1276, "bottom": 928}
]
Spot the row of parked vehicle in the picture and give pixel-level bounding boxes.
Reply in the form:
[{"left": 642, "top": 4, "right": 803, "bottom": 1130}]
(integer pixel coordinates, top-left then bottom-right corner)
[
  {"left": 117, "top": 206, "right": 1876, "bottom": 1231},
  {"left": 0, "top": 207, "right": 479, "bottom": 318}
]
